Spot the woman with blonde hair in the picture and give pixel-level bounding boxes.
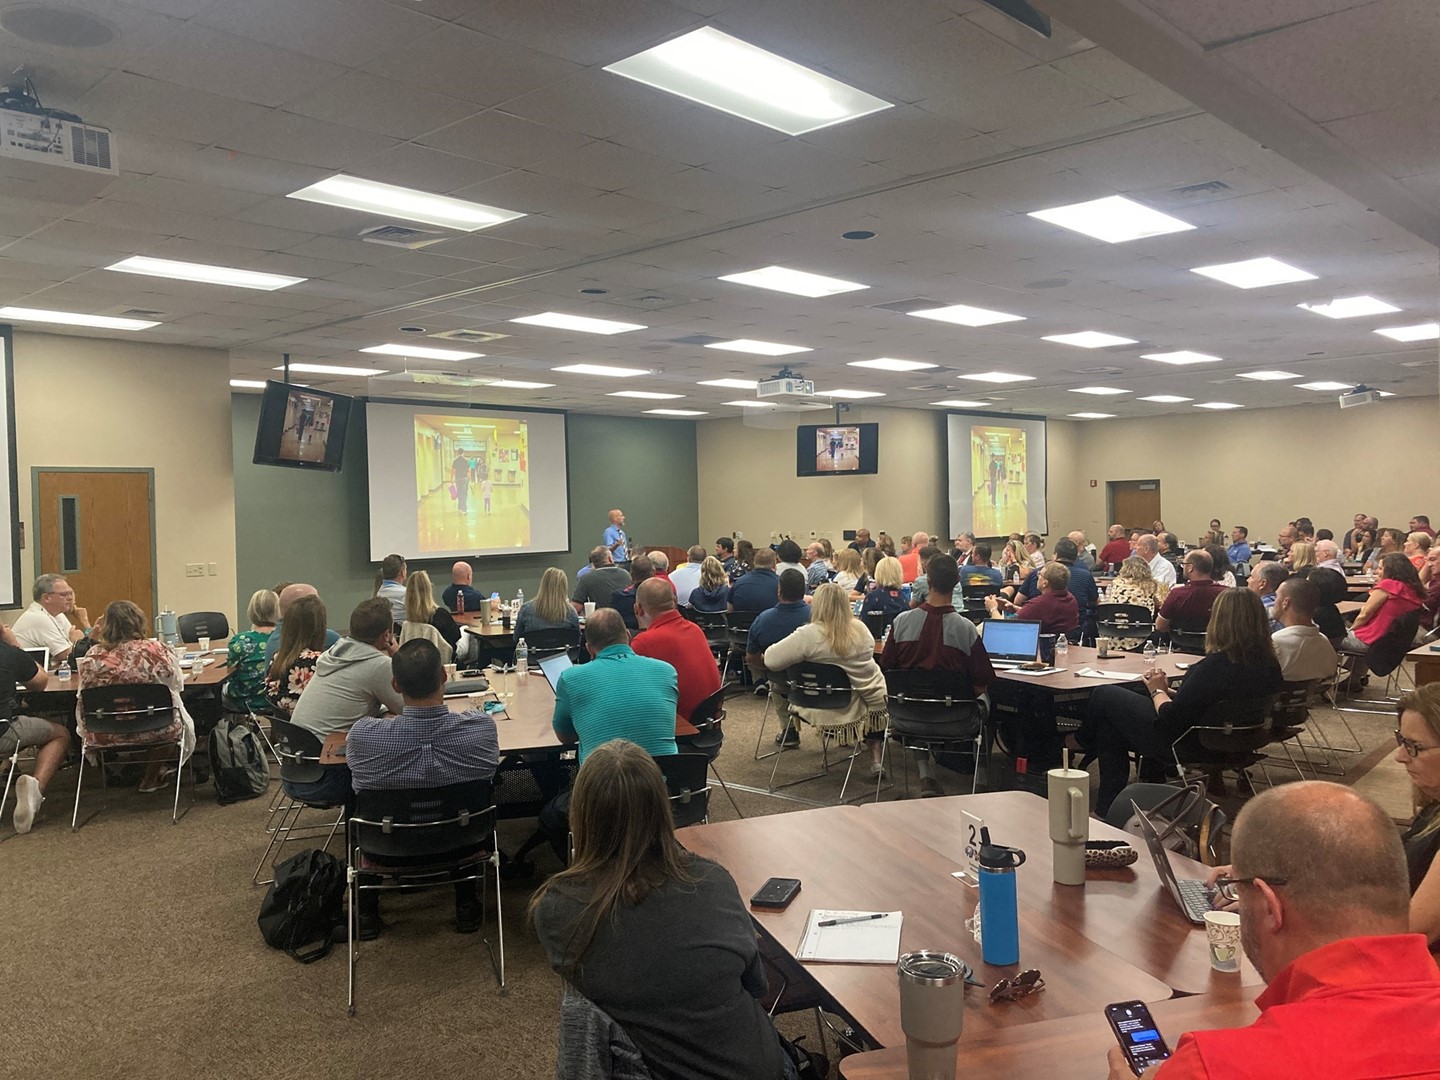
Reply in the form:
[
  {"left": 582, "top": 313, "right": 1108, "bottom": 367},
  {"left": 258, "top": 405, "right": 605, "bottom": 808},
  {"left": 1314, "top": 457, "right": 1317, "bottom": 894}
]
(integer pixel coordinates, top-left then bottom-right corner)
[
  {"left": 1107, "top": 557, "right": 1165, "bottom": 651},
  {"left": 688, "top": 556, "right": 731, "bottom": 613},
  {"left": 402, "top": 569, "right": 461, "bottom": 658},
  {"left": 531, "top": 740, "right": 795, "bottom": 1079},
  {"left": 224, "top": 588, "right": 279, "bottom": 713},
  {"left": 862, "top": 555, "right": 908, "bottom": 623},
  {"left": 763, "top": 582, "right": 889, "bottom": 775},
  {"left": 76, "top": 600, "right": 197, "bottom": 791},
  {"left": 998, "top": 538, "right": 1026, "bottom": 582},
  {"left": 832, "top": 547, "right": 866, "bottom": 596},
  {"left": 516, "top": 567, "right": 582, "bottom": 637},
  {"left": 1287, "top": 541, "right": 1316, "bottom": 572}
]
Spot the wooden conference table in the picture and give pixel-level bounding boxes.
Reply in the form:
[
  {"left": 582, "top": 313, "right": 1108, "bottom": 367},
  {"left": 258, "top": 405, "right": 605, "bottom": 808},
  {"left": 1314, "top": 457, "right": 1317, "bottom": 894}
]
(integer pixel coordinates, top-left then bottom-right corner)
[
  {"left": 1408, "top": 641, "right": 1440, "bottom": 688},
  {"left": 676, "top": 791, "right": 1256, "bottom": 1054}
]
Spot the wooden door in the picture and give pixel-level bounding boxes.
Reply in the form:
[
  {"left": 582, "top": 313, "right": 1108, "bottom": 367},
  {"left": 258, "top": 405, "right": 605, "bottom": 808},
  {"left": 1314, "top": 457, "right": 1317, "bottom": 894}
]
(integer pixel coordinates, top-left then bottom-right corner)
[
  {"left": 35, "top": 470, "right": 155, "bottom": 623},
  {"left": 1109, "top": 480, "right": 1162, "bottom": 534}
]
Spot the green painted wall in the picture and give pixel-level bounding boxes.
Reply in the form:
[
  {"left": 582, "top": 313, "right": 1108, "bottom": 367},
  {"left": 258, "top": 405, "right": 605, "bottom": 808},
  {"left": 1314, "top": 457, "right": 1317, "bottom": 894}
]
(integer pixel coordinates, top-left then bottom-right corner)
[{"left": 232, "top": 395, "right": 700, "bottom": 621}]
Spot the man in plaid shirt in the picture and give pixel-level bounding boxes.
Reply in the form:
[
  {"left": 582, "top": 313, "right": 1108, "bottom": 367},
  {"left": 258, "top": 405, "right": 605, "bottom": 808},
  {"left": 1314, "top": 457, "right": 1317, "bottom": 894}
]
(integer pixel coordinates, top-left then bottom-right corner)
[{"left": 347, "top": 639, "right": 499, "bottom": 939}]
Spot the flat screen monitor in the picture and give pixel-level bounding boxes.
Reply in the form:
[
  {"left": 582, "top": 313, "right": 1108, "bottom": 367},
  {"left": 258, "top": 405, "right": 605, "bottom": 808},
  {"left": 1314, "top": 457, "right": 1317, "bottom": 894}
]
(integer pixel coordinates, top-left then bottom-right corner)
[
  {"left": 796, "top": 422, "right": 878, "bottom": 477},
  {"left": 252, "top": 380, "right": 353, "bottom": 472}
]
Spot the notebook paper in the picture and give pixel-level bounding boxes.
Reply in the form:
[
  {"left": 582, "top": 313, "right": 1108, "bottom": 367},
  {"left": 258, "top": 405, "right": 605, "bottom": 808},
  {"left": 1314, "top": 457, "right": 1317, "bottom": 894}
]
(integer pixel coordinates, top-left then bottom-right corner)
[{"left": 796, "top": 909, "right": 902, "bottom": 964}]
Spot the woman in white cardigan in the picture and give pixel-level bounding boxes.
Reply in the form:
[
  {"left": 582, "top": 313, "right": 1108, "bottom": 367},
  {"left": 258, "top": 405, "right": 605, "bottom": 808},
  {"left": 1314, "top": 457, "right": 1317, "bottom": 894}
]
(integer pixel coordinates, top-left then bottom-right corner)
[{"left": 762, "top": 582, "right": 890, "bottom": 775}]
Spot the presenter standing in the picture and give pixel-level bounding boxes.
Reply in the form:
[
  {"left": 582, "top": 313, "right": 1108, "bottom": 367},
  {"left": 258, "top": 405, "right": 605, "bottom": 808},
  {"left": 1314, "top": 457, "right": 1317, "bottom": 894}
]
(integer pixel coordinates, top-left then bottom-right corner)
[
  {"left": 452, "top": 449, "right": 471, "bottom": 514},
  {"left": 604, "top": 509, "right": 630, "bottom": 567}
]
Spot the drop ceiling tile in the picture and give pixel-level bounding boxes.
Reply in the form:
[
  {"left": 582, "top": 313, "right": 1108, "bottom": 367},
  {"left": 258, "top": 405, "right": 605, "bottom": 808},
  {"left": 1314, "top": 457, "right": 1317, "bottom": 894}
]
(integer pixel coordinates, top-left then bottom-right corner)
[
  {"left": 74, "top": 70, "right": 272, "bottom": 146},
  {"left": 418, "top": 110, "right": 593, "bottom": 171},
  {"left": 529, "top": 139, "right": 691, "bottom": 192},
  {"left": 619, "top": 167, "right": 798, "bottom": 218},
  {"left": 101, "top": 174, "right": 270, "bottom": 218},
  {"left": 222, "top": 110, "right": 400, "bottom": 171},
  {"left": 1324, "top": 102, "right": 1440, "bottom": 181},
  {"left": 504, "top": 67, "right": 695, "bottom": 140},
  {"left": 193, "top": 0, "right": 436, "bottom": 66},
  {"left": 232, "top": 194, "right": 373, "bottom": 236},
  {"left": 283, "top": 71, "right": 479, "bottom": 140},
  {"left": 448, "top": 170, "right": 609, "bottom": 216},
  {"left": 147, "top": 145, "right": 331, "bottom": 198},
  {"left": 128, "top": 23, "right": 348, "bottom": 107},
  {"left": 0, "top": 0, "right": 186, "bottom": 67},
  {"left": 0, "top": 44, "right": 113, "bottom": 104},
  {"left": 458, "top": 0, "right": 699, "bottom": 64},
  {"left": 425, "top": 231, "right": 548, "bottom": 264},
  {"left": 362, "top": 24, "right": 582, "bottom": 107},
  {"left": 1139, "top": 0, "right": 1391, "bottom": 50},
  {"left": 348, "top": 143, "right": 510, "bottom": 194}
]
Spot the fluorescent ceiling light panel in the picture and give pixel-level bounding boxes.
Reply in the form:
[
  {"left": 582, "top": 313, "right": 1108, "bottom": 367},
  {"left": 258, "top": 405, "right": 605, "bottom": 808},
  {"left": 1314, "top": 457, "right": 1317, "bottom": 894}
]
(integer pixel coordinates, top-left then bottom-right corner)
[
  {"left": 487, "top": 379, "right": 554, "bottom": 389},
  {"left": 603, "top": 26, "right": 891, "bottom": 136},
  {"left": 1042, "top": 331, "right": 1138, "bottom": 348},
  {"left": 847, "top": 357, "right": 935, "bottom": 372},
  {"left": 229, "top": 379, "right": 267, "bottom": 389},
  {"left": 1189, "top": 257, "right": 1316, "bottom": 289},
  {"left": 1236, "top": 370, "right": 1300, "bottom": 381},
  {"left": 1297, "top": 381, "right": 1355, "bottom": 392},
  {"left": 698, "top": 378, "right": 760, "bottom": 389},
  {"left": 1138, "top": 394, "right": 1193, "bottom": 403},
  {"left": 1298, "top": 295, "right": 1400, "bottom": 319},
  {"left": 1375, "top": 322, "right": 1439, "bottom": 342},
  {"left": 723, "top": 399, "right": 778, "bottom": 408},
  {"left": 1026, "top": 195, "right": 1194, "bottom": 244},
  {"left": 932, "top": 399, "right": 992, "bottom": 408},
  {"left": 1067, "top": 386, "right": 1130, "bottom": 396},
  {"left": 719, "top": 265, "right": 867, "bottom": 297},
  {"left": 511, "top": 312, "right": 646, "bottom": 335},
  {"left": 704, "top": 339, "right": 812, "bottom": 356},
  {"left": 1193, "top": 402, "right": 1243, "bottom": 410},
  {"left": 608, "top": 390, "right": 684, "bottom": 400},
  {"left": 552, "top": 363, "right": 649, "bottom": 377},
  {"left": 908, "top": 304, "right": 1024, "bottom": 327},
  {"left": 107, "top": 256, "right": 305, "bottom": 291},
  {"left": 1068, "top": 412, "right": 1115, "bottom": 419},
  {"left": 818, "top": 389, "right": 884, "bottom": 399},
  {"left": 958, "top": 371, "right": 1034, "bottom": 383},
  {"left": 361, "top": 343, "right": 483, "bottom": 361},
  {"left": 645, "top": 408, "right": 708, "bottom": 416},
  {"left": 275, "top": 363, "right": 386, "bottom": 376},
  {"left": 0, "top": 305, "right": 159, "bottom": 330},
  {"left": 287, "top": 174, "right": 523, "bottom": 232},
  {"left": 1141, "top": 350, "right": 1223, "bottom": 366}
]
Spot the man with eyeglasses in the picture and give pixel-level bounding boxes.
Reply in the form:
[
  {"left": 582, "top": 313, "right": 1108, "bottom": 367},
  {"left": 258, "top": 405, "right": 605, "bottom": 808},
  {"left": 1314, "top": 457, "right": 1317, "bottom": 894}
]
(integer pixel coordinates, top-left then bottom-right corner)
[
  {"left": 1106, "top": 781, "right": 1440, "bottom": 1079},
  {"left": 13, "top": 573, "right": 90, "bottom": 663}
]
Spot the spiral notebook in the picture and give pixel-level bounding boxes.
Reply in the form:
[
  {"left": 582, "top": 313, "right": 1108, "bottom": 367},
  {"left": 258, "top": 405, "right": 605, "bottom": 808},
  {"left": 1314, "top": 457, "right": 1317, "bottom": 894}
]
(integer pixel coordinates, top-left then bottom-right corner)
[{"left": 796, "top": 909, "right": 903, "bottom": 964}]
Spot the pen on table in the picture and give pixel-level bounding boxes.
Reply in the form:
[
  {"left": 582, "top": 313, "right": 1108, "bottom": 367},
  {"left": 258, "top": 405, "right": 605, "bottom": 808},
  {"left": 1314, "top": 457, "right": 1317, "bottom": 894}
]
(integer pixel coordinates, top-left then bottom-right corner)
[{"left": 819, "top": 913, "right": 888, "bottom": 927}]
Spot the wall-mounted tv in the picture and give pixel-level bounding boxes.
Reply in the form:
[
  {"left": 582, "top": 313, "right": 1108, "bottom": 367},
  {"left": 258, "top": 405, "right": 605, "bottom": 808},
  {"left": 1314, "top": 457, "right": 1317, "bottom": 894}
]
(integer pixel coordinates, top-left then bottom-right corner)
[
  {"left": 796, "top": 422, "right": 879, "bottom": 477},
  {"left": 252, "top": 380, "right": 353, "bottom": 472}
]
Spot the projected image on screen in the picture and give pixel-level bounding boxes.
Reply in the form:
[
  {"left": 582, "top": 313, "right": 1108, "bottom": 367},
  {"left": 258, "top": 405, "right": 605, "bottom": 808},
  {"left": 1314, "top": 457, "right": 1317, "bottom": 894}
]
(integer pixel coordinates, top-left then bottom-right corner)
[
  {"left": 814, "top": 426, "right": 861, "bottom": 473},
  {"left": 970, "top": 425, "right": 1029, "bottom": 536},
  {"left": 277, "top": 390, "right": 335, "bottom": 465},
  {"left": 414, "top": 415, "right": 530, "bottom": 554}
]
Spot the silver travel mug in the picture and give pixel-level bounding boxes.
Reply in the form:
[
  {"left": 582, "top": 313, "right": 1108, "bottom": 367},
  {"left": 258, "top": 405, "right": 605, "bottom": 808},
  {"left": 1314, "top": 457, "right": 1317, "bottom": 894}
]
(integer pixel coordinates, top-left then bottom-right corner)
[
  {"left": 1047, "top": 767, "right": 1090, "bottom": 885},
  {"left": 897, "top": 951, "right": 967, "bottom": 1080}
]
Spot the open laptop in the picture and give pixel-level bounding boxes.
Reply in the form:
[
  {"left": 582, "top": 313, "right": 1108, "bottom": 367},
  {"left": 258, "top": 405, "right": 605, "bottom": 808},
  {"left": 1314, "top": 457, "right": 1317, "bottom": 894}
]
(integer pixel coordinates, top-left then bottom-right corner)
[
  {"left": 537, "top": 651, "right": 573, "bottom": 689},
  {"left": 1133, "top": 804, "right": 1215, "bottom": 924},
  {"left": 978, "top": 620, "right": 1040, "bottom": 669},
  {"left": 19, "top": 647, "right": 49, "bottom": 689}
]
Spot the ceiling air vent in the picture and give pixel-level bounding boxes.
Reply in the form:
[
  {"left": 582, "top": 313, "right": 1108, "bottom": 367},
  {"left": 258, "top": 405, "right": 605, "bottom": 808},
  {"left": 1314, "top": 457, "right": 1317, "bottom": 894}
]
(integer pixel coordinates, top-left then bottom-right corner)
[
  {"left": 872, "top": 297, "right": 947, "bottom": 314},
  {"left": 1171, "top": 180, "right": 1232, "bottom": 200},
  {"left": 116, "top": 307, "right": 166, "bottom": 320},
  {"left": 359, "top": 224, "right": 449, "bottom": 250},
  {"left": 429, "top": 328, "right": 510, "bottom": 343}
]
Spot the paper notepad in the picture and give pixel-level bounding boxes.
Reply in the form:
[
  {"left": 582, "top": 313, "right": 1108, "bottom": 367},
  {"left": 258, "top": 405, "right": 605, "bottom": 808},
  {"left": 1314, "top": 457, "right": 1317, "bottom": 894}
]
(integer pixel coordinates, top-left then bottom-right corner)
[
  {"left": 796, "top": 909, "right": 903, "bottom": 964},
  {"left": 1075, "top": 667, "right": 1140, "bottom": 681}
]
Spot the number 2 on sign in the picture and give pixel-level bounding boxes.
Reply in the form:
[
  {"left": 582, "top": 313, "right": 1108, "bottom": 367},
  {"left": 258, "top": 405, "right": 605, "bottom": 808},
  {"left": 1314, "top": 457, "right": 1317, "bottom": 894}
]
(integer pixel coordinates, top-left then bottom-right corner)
[{"left": 955, "top": 810, "right": 985, "bottom": 887}]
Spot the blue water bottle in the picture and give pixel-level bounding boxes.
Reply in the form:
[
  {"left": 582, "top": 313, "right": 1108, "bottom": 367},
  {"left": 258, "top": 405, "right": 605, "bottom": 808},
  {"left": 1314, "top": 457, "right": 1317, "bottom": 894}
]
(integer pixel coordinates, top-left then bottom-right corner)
[{"left": 977, "top": 827, "right": 1026, "bottom": 967}]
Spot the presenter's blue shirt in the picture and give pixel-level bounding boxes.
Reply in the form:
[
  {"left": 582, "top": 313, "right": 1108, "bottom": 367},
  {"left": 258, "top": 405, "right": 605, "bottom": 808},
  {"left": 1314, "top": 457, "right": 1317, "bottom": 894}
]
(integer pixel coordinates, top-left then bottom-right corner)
[
  {"left": 1228, "top": 541, "right": 1252, "bottom": 565},
  {"left": 603, "top": 524, "right": 629, "bottom": 563},
  {"left": 551, "top": 644, "right": 677, "bottom": 763}
]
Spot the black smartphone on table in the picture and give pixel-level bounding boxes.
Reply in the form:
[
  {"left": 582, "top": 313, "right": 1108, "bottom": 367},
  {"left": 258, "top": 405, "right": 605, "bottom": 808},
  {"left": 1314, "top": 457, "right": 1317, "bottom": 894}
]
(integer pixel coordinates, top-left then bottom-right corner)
[
  {"left": 1105, "top": 1000, "right": 1172, "bottom": 1075},
  {"left": 750, "top": 877, "right": 801, "bottom": 910}
]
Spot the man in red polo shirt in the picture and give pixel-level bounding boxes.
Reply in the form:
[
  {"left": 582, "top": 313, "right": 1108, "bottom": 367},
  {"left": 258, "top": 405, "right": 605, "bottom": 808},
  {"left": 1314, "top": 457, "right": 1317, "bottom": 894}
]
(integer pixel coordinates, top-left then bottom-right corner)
[
  {"left": 898, "top": 530, "right": 930, "bottom": 584},
  {"left": 1107, "top": 782, "right": 1440, "bottom": 1079},
  {"left": 1154, "top": 549, "right": 1228, "bottom": 633},
  {"left": 1097, "top": 524, "right": 1132, "bottom": 569},
  {"left": 631, "top": 577, "right": 721, "bottom": 723}
]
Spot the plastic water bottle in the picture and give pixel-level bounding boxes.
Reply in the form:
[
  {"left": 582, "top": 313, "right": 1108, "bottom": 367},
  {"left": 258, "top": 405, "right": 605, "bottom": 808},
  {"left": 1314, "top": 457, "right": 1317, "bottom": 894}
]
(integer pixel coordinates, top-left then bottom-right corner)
[
  {"left": 57, "top": 662, "right": 71, "bottom": 682},
  {"left": 977, "top": 827, "right": 1025, "bottom": 966},
  {"left": 1143, "top": 639, "right": 1157, "bottom": 665},
  {"left": 1054, "top": 635, "right": 1068, "bottom": 663},
  {"left": 515, "top": 589, "right": 524, "bottom": 615},
  {"left": 514, "top": 637, "right": 528, "bottom": 678}
]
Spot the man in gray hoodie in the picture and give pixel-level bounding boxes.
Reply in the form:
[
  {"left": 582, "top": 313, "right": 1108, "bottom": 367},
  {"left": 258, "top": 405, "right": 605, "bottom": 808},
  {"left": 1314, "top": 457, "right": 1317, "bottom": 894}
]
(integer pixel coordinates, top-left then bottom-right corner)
[{"left": 286, "top": 597, "right": 403, "bottom": 807}]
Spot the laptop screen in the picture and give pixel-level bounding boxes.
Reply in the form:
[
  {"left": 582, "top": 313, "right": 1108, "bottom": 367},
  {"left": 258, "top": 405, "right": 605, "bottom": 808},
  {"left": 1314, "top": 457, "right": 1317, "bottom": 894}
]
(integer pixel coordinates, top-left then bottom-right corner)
[
  {"left": 979, "top": 619, "right": 1039, "bottom": 661},
  {"left": 22, "top": 647, "right": 49, "bottom": 672},
  {"left": 1133, "top": 805, "right": 1188, "bottom": 909},
  {"left": 537, "top": 651, "right": 573, "bottom": 688}
]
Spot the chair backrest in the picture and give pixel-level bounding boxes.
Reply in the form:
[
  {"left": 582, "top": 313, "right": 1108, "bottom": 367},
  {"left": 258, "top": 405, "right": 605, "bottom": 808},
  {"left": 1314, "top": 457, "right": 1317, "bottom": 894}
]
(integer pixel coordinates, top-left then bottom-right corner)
[
  {"left": 688, "top": 686, "right": 726, "bottom": 729},
  {"left": 1095, "top": 603, "right": 1154, "bottom": 631},
  {"left": 79, "top": 683, "right": 176, "bottom": 735},
  {"left": 651, "top": 753, "right": 711, "bottom": 829},
  {"left": 1271, "top": 680, "right": 1319, "bottom": 730},
  {"left": 1369, "top": 610, "right": 1424, "bottom": 677},
  {"left": 692, "top": 611, "right": 729, "bottom": 648},
  {"left": 178, "top": 611, "right": 231, "bottom": 643},
  {"left": 785, "top": 662, "right": 853, "bottom": 710},
  {"left": 861, "top": 609, "right": 896, "bottom": 640},
  {"left": 525, "top": 626, "right": 582, "bottom": 656},
  {"left": 350, "top": 779, "right": 496, "bottom": 860},
  {"left": 883, "top": 668, "right": 984, "bottom": 740},
  {"left": 961, "top": 582, "right": 1003, "bottom": 598},
  {"left": 1168, "top": 623, "right": 1207, "bottom": 655},
  {"left": 725, "top": 608, "right": 758, "bottom": 646},
  {"left": 1193, "top": 695, "right": 1281, "bottom": 753},
  {"left": 267, "top": 716, "right": 327, "bottom": 784}
]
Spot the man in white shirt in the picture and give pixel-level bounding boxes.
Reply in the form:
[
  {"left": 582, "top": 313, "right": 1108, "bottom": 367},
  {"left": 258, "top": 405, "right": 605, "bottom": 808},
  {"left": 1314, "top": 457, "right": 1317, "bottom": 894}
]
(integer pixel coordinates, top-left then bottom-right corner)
[
  {"left": 12, "top": 573, "right": 89, "bottom": 662},
  {"left": 1270, "top": 578, "right": 1338, "bottom": 683},
  {"left": 667, "top": 545, "right": 706, "bottom": 604},
  {"left": 1313, "top": 539, "right": 1346, "bottom": 573},
  {"left": 1137, "top": 534, "right": 1177, "bottom": 586}
]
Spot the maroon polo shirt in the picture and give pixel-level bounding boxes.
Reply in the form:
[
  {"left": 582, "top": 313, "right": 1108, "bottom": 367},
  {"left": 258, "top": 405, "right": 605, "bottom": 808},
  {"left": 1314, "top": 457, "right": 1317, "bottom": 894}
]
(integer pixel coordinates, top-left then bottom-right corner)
[
  {"left": 1158, "top": 580, "right": 1228, "bottom": 628},
  {"left": 1013, "top": 589, "right": 1078, "bottom": 636},
  {"left": 631, "top": 608, "right": 721, "bottom": 722}
]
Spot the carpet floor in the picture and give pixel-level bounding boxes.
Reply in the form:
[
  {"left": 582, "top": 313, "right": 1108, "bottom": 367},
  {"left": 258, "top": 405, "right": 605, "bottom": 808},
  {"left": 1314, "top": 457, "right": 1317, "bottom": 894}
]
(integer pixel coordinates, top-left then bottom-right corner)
[{"left": 0, "top": 673, "right": 1412, "bottom": 1079}]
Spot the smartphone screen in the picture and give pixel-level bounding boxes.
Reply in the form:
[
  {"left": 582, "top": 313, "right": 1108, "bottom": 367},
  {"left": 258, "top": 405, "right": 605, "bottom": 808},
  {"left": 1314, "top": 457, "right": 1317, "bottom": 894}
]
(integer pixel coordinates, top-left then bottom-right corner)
[
  {"left": 1105, "top": 1000, "right": 1172, "bottom": 1074},
  {"left": 750, "top": 877, "right": 801, "bottom": 910}
]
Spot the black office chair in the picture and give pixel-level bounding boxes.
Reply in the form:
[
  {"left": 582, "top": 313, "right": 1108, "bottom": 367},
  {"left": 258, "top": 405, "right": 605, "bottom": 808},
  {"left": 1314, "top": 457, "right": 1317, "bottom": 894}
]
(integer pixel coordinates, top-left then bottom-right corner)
[
  {"left": 252, "top": 717, "right": 346, "bottom": 886},
  {"left": 1094, "top": 604, "right": 1155, "bottom": 650},
  {"left": 652, "top": 753, "right": 712, "bottom": 829},
  {"left": 721, "top": 610, "right": 758, "bottom": 683},
  {"left": 178, "top": 611, "right": 231, "bottom": 644},
  {"left": 680, "top": 687, "right": 743, "bottom": 818},
  {"left": 73, "top": 683, "right": 190, "bottom": 829},
  {"left": 769, "top": 662, "right": 869, "bottom": 802},
  {"left": 690, "top": 610, "right": 730, "bottom": 666},
  {"left": 1265, "top": 679, "right": 1322, "bottom": 780},
  {"left": 861, "top": 609, "right": 899, "bottom": 641},
  {"left": 1167, "top": 620, "right": 1208, "bottom": 656},
  {"left": 881, "top": 668, "right": 988, "bottom": 799},
  {"left": 523, "top": 626, "right": 581, "bottom": 660},
  {"left": 1170, "top": 695, "right": 1282, "bottom": 793}
]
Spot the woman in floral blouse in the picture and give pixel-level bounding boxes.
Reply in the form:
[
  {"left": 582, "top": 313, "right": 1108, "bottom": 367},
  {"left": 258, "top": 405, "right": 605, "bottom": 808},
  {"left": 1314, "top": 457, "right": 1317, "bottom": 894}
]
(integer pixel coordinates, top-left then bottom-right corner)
[
  {"left": 264, "top": 595, "right": 328, "bottom": 714},
  {"left": 224, "top": 589, "right": 279, "bottom": 713},
  {"left": 1105, "top": 556, "right": 1169, "bottom": 651},
  {"left": 76, "top": 600, "right": 197, "bottom": 792}
]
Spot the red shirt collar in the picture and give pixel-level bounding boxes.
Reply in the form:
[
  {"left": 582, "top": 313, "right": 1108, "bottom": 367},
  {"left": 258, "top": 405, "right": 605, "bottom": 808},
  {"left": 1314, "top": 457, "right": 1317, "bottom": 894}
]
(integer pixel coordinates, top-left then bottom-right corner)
[{"left": 1257, "top": 934, "right": 1440, "bottom": 1011}]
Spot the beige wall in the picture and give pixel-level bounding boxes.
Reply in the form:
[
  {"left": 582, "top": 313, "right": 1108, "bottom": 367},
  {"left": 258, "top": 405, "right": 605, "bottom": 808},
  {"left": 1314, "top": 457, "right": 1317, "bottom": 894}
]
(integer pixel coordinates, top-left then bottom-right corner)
[
  {"left": 11, "top": 331, "right": 237, "bottom": 618},
  {"left": 697, "top": 396, "right": 1440, "bottom": 548}
]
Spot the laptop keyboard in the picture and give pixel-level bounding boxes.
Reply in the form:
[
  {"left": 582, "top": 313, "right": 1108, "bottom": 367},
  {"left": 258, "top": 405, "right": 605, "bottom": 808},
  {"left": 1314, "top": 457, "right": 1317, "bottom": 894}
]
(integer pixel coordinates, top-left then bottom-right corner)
[{"left": 1176, "top": 878, "right": 1214, "bottom": 921}]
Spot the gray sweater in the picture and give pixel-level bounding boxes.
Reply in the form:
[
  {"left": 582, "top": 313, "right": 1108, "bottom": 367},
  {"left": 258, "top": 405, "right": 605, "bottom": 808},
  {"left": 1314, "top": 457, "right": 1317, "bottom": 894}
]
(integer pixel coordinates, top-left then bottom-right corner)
[
  {"left": 534, "top": 857, "right": 789, "bottom": 1080},
  {"left": 289, "top": 637, "right": 403, "bottom": 737}
]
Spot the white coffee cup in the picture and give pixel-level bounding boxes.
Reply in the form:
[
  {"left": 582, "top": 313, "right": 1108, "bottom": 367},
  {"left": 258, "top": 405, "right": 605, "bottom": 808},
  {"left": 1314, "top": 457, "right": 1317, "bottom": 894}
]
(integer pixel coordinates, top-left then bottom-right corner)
[
  {"left": 583, "top": 601, "right": 596, "bottom": 618},
  {"left": 444, "top": 663, "right": 457, "bottom": 683},
  {"left": 1203, "top": 910, "right": 1241, "bottom": 972},
  {"left": 198, "top": 635, "right": 211, "bottom": 653}
]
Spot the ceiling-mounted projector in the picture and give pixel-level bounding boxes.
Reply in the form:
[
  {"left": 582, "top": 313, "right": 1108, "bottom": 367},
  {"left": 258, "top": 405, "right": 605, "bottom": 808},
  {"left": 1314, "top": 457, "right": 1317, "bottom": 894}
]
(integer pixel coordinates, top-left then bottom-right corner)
[
  {"left": 756, "top": 366, "right": 815, "bottom": 398},
  {"left": 1338, "top": 386, "right": 1383, "bottom": 408},
  {"left": 0, "top": 76, "right": 117, "bottom": 203}
]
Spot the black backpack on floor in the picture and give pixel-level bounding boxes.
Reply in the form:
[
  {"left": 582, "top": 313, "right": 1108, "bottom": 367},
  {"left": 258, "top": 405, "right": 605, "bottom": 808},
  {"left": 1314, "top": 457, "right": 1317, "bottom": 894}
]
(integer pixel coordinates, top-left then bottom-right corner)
[
  {"left": 209, "top": 717, "right": 270, "bottom": 804},
  {"left": 258, "top": 849, "right": 346, "bottom": 963}
]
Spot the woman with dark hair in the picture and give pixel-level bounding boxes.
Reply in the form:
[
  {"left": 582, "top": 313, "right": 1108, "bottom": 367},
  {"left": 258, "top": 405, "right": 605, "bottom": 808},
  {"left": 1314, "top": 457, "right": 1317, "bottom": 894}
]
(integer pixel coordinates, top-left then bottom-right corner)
[
  {"left": 729, "top": 539, "right": 756, "bottom": 584},
  {"left": 532, "top": 740, "right": 795, "bottom": 1079},
  {"left": 265, "top": 595, "right": 329, "bottom": 714},
  {"left": 1342, "top": 552, "right": 1425, "bottom": 660},
  {"left": 1396, "top": 683, "right": 1440, "bottom": 945},
  {"left": 1075, "top": 589, "right": 1283, "bottom": 815},
  {"left": 1203, "top": 543, "right": 1236, "bottom": 587},
  {"left": 75, "top": 600, "right": 197, "bottom": 791},
  {"left": 1350, "top": 526, "right": 1377, "bottom": 564}
]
